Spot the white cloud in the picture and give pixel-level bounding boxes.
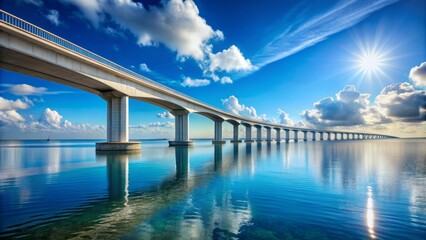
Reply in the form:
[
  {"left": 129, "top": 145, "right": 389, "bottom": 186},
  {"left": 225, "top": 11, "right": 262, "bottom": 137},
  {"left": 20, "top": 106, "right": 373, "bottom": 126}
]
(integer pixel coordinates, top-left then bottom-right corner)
[
  {"left": 10, "top": 84, "right": 47, "bottom": 95},
  {"left": 148, "top": 122, "right": 174, "bottom": 128},
  {"left": 208, "top": 45, "right": 255, "bottom": 72},
  {"left": 0, "top": 97, "right": 31, "bottom": 110},
  {"left": 220, "top": 76, "right": 233, "bottom": 84},
  {"left": 46, "top": 9, "right": 60, "bottom": 26},
  {"left": 302, "top": 82, "right": 426, "bottom": 127},
  {"left": 139, "top": 63, "right": 151, "bottom": 72},
  {"left": 66, "top": 0, "right": 223, "bottom": 60},
  {"left": 409, "top": 62, "right": 426, "bottom": 87},
  {"left": 38, "top": 108, "right": 62, "bottom": 128},
  {"left": 301, "top": 85, "right": 385, "bottom": 127},
  {"left": 131, "top": 121, "right": 174, "bottom": 129},
  {"left": 61, "top": 0, "right": 102, "bottom": 27},
  {"left": 375, "top": 82, "right": 426, "bottom": 122},
  {"left": 277, "top": 109, "right": 294, "bottom": 126},
  {"left": 157, "top": 111, "right": 174, "bottom": 119},
  {"left": 252, "top": 0, "right": 397, "bottom": 68},
  {"left": 181, "top": 77, "right": 210, "bottom": 87},
  {"left": 0, "top": 110, "right": 26, "bottom": 125}
]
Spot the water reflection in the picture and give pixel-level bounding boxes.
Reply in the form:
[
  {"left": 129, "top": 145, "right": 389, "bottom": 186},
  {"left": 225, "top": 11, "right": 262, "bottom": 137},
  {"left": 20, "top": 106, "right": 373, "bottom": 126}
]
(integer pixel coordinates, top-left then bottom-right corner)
[
  {"left": 175, "top": 147, "right": 189, "bottom": 180},
  {"left": 1, "top": 140, "right": 426, "bottom": 239},
  {"left": 366, "top": 186, "right": 376, "bottom": 239}
]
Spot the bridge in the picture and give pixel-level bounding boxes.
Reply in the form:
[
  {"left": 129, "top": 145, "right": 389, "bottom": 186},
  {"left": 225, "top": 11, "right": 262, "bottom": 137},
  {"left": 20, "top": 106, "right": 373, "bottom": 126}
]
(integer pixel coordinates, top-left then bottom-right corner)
[{"left": 0, "top": 10, "right": 395, "bottom": 151}]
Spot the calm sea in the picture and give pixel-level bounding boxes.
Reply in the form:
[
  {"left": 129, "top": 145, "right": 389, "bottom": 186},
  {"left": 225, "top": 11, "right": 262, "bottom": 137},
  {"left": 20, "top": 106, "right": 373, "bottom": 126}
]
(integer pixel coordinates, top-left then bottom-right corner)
[{"left": 0, "top": 139, "right": 425, "bottom": 239}]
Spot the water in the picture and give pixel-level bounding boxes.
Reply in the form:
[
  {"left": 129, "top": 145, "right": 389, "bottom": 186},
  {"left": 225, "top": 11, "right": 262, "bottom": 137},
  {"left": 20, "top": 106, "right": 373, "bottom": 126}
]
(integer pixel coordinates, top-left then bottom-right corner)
[{"left": 0, "top": 139, "right": 425, "bottom": 239}]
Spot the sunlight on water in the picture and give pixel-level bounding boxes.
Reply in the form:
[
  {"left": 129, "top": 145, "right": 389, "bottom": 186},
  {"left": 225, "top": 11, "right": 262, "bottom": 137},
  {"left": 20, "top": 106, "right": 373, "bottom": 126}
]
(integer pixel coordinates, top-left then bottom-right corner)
[{"left": 0, "top": 139, "right": 425, "bottom": 239}]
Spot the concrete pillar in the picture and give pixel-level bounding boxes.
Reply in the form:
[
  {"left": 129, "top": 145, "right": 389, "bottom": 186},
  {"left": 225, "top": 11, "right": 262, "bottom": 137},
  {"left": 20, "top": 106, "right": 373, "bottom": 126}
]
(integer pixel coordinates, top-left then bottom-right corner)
[
  {"left": 255, "top": 126, "right": 263, "bottom": 142},
  {"left": 327, "top": 132, "right": 331, "bottom": 140},
  {"left": 311, "top": 131, "right": 316, "bottom": 141},
  {"left": 245, "top": 125, "right": 254, "bottom": 143},
  {"left": 319, "top": 132, "right": 324, "bottom": 140},
  {"left": 106, "top": 95, "right": 128, "bottom": 142},
  {"left": 169, "top": 110, "right": 194, "bottom": 146},
  {"left": 303, "top": 131, "right": 308, "bottom": 141},
  {"left": 285, "top": 129, "right": 290, "bottom": 142},
  {"left": 340, "top": 133, "right": 343, "bottom": 140},
  {"left": 212, "top": 120, "right": 226, "bottom": 144},
  {"left": 293, "top": 130, "right": 299, "bottom": 142},
  {"left": 334, "top": 132, "right": 338, "bottom": 140},
  {"left": 96, "top": 94, "right": 140, "bottom": 151},
  {"left": 230, "top": 123, "right": 242, "bottom": 143},
  {"left": 275, "top": 128, "right": 281, "bottom": 142},
  {"left": 265, "top": 127, "right": 272, "bottom": 142}
]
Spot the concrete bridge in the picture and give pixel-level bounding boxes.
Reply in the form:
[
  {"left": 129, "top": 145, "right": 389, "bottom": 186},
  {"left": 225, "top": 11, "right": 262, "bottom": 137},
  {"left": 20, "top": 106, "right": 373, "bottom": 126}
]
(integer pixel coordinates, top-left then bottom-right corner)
[{"left": 0, "top": 10, "right": 395, "bottom": 151}]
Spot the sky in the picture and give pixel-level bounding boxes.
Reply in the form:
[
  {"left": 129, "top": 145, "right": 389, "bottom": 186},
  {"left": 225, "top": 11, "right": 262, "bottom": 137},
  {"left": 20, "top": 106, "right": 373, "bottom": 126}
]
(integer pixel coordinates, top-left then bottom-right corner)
[{"left": 0, "top": 0, "right": 425, "bottom": 139}]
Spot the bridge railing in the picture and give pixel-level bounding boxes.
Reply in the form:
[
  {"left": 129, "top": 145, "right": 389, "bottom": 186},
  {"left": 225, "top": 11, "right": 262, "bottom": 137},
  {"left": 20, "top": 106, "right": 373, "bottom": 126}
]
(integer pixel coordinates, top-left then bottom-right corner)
[{"left": 0, "top": 10, "right": 203, "bottom": 103}]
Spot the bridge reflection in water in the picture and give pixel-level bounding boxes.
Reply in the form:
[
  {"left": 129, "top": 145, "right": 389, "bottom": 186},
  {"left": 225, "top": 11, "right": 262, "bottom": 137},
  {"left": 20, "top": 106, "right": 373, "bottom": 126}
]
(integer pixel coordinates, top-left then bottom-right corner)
[{"left": 1, "top": 139, "right": 425, "bottom": 239}]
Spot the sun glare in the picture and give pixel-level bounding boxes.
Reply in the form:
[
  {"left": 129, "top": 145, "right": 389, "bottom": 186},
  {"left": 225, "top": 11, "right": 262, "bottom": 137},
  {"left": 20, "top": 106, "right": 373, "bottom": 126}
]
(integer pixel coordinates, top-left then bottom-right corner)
[
  {"left": 346, "top": 29, "right": 398, "bottom": 85},
  {"left": 357, "top": 50, "right": 386, "bottom": 76}
]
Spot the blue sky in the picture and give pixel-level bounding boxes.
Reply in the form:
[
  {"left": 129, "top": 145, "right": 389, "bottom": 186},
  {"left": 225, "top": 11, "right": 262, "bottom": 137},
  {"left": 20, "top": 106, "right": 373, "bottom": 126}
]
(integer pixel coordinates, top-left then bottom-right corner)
[{"left": 0, "top": 0, "right": 425, "bottom": 139}]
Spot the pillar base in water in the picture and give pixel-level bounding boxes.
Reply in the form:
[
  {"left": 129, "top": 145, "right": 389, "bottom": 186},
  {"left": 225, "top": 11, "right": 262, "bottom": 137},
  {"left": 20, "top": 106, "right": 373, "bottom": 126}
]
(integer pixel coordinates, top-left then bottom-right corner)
[
  {"left": 212, "top": 140, "right": 226, "bottom": 144},
  {"left": 265, "top": 139, "right": 273, "bottom": 142},
  {"left": 96, "top": 142, "right": 141, "bottom": 151},
  {"left": 256, "top": 140, "right": 264, "bottom": 142},
  {"left": 230, "top": 140, "right": 242, "bottom": 143},
  {"left": 168, "top": 140, "right": 194, "bottom": 146},
  {"left": 245, "top": 140, "right": 255, "bottom": 143}
]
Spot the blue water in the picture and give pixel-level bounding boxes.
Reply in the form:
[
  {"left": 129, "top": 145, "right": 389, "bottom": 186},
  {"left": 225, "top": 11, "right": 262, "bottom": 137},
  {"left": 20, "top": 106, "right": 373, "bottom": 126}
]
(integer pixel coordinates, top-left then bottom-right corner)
[{"left": 0, "top": 139, "right": 425, "bottom": 239}]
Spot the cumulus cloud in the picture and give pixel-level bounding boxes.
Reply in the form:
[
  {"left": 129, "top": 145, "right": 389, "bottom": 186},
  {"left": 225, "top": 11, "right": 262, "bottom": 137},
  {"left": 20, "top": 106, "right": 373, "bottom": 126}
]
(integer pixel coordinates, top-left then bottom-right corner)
[
  {"left": 222, "top": 95, "right": 257, "bottom": 118},
  {"left": 301, "top": 85, "right": 384, "bottom": 127},
  {"left": 0, "top": 97, "right": 104, "bottom": 133},
  {"left": 375, "top": 82, "right": 426, "bottom": 122},
  {"left": 0, "top": 97, "right": 31, "bottom": 111},
  {"left": 278, "top": 109, "right": 294, "bottom": 126},
  {"left": 66, "top": 0, "right": 223, "bottom": 60},
  {"left": 302, "top": 83, "right": 426, "bottom": 127},
  {"left": 181, "top": 77, "right": 210, "bottom": 87},
  {"left": 46, "top": 9, "right": 60, "bottom": 26},
  {"left": 208, "top": 45, "right": 255, "bottom": 72},
  {"left": 157, "top": 111, "right": 174, "bottom": 119},
  {"left": 409, "top": 62, "right": 426, "bottom": 87},
  {"left": 139, "top": 63, "right": 151, "bottom": 72}
]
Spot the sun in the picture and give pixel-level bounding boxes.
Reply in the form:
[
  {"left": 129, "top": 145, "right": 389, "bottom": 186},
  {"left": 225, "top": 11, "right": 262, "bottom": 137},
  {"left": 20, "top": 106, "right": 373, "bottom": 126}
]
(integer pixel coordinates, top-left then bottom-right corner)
[{"left": 356, "top": 49, "right": 386, "bottom": 78}]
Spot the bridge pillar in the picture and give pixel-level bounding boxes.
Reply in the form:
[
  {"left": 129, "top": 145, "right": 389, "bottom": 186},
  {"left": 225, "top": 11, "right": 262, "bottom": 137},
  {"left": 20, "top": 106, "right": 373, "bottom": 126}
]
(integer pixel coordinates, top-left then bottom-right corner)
[
  {"left": 255, "top": 126, "right": 263, "bottom": 142},
  {"left": 212, "top": 120, "right": 226, "bottom": 144},
  {"left": 169, "top": 110, "right": 194, "bottom": 146},
  {"left": 96, "top": 94, "right": 141, "bottom": 151},
  {"left": 293, "top": 130, "right": 299, "bottom": 142},
  {"left": 245, "top": 125, "right": 254, "bottom": 143},
  {"left": 285, "top": 129, "right": 290, "bottom": 142},
  {"left": 319, "top": 132, "right": 324, "bottom": 140},
  {"left": 340, "top": 133, "right": 344, "bottom": 140},
  {"left": 327, "top": 132, "right": 331, "bottom": 140},
  {"left": 230, "top": 123, "right": 242, "bottom": 143},
  {"left": 311, "top": 131, "right": 316, "bottom": 141},
  {"left": 265, "top": 127, "right": 272, "bottom": 142},
  {"left": 275, "top": 128, "right": 281, "bottom": 142},
  {"left": 303, "top": 131, "right": 308, "bottom": 141}
]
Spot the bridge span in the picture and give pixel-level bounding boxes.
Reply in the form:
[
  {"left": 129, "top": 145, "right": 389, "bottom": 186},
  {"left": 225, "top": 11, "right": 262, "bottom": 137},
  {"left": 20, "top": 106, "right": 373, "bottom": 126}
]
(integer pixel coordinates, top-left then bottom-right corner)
[{"left": 0, "top": 10, "right": 395, "bottom": 151}]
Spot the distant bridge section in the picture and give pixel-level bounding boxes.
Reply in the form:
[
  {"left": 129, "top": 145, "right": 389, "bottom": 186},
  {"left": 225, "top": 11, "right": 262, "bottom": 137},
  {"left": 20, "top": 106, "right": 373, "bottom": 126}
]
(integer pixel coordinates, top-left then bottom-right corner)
[{"left": 0, "top": 10, "right": 396, "bottom": 151}]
